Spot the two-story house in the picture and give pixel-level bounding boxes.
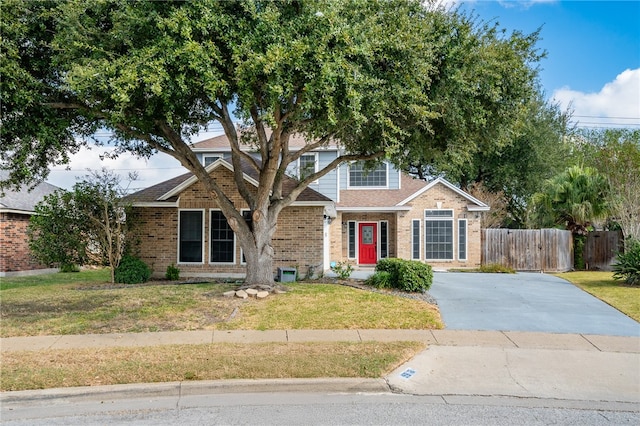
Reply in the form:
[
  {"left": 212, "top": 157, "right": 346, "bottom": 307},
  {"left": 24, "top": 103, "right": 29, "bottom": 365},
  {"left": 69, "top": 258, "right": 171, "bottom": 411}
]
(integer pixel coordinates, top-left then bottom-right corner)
[{"left": 127, "top": 131, "right": 489, "bottom": 278}]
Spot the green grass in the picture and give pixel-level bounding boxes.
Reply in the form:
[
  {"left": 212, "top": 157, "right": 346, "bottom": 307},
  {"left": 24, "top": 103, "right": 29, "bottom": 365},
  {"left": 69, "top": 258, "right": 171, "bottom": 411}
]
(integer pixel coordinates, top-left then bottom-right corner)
[
  {"left": 555, "top": 271, "right": 640, "bottom": 322},
  {"left": 0, "top": 269, "right": 442, "bottom": 337}
]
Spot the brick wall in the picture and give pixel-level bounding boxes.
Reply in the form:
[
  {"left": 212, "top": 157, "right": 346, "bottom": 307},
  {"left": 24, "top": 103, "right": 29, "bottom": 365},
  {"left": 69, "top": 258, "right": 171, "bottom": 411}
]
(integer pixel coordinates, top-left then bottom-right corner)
[
  {"left": 328, "top": 183, "right": 483, "bottom": 269},
  {"left": 0, "top": 212, "right": 47, "bottom": 273},
  {"left": 131, "top": 167, "right": 325, "bottom": 278},
  {"left": 398, "top": 183, "right": 483, "bottom": 268}
]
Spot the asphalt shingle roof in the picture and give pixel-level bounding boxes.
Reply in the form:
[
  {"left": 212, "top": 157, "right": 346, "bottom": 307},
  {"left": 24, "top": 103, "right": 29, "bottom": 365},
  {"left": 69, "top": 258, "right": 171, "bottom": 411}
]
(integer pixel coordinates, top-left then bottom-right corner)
[
  {"left": 126, "top": 159, "right": 331, "bottom": 204},
  {"left": 0, "top": 171, "right": 61, "bottom": 213}
]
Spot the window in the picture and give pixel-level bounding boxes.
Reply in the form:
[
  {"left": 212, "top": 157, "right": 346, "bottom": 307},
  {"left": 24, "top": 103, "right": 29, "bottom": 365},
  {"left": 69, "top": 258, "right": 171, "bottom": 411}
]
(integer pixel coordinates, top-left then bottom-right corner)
[
  {"left": 424, "top": 210, "right": 453, "bottom": 260},
  {"left": 179, "top": 210, "right": 204, "bottom": 263},
  {"left": 210, "top": 210, "right": 235, "bottom": 263},
  {"left": 348, "top": 162, "right": 387, "bottom": 187},
  {"left": 412, "top": 220, "right": 421, "bottom": 260},
  {"left": 203, "top": 155, "right": 222, "bottom": 167},
  {"left": 458, "top": 219, "right": 467, "bottom": 261},
  {"left": 380, "top": 221, "right": 388, "bottom": 259},
  {"left": 348, "top": 221, "right": 356, "bottom": 258},
  {"left": 298, "top": 154, "right": 317, "bottom": 181}
]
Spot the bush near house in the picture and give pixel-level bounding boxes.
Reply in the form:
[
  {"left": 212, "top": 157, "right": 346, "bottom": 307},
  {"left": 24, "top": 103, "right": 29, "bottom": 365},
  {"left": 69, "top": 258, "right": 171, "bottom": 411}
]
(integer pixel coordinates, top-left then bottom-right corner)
[
  {"left": 613, "top": 238, "right": 640, "bottom": 286},
  {"left": 114, "top": 255, "right": 151, "bottom": 284},
  {"left": 368, "top": 258, "right": 433, "bottom": 293}
]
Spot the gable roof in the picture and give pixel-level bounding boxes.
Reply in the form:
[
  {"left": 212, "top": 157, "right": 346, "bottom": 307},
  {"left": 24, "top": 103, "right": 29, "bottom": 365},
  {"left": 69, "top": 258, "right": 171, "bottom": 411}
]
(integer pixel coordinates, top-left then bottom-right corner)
[
  {"left": 397, "top": 177, "right": 490, "bottom": 211},
  {"left": 337, "top": 175, "right": 489, "bottom": 212},
  {"left": 0, "top": 171, "right": 61, "bottom": 214},
  {"left": 126, "top": 158, "right": 332, "bottom": 206}
]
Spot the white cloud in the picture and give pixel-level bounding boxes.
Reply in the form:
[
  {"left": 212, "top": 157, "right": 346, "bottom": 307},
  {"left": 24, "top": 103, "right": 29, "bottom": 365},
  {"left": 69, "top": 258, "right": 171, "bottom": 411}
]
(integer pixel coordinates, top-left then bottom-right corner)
[
  {"left": 47, "top": 145, "right": 185, "bottom": 192},
  {"left": 552, "top": 68, "right": 640, "bottom": 129}
]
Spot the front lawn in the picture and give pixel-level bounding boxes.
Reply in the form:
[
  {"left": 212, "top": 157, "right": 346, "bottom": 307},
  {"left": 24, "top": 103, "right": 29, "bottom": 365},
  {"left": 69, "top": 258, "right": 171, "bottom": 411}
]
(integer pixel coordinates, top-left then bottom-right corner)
[
  {"left": 556, "top": 271, "right": 640, "bottom": 322},
  {"left": 0, "top": 268, "right": 442, "bottom": 337}
]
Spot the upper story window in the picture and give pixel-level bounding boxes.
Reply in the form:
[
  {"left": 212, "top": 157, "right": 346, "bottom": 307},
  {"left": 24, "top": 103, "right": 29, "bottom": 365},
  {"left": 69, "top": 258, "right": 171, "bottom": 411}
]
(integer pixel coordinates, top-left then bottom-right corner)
[
  {"left": 348, "top": 161, "right": 387, "bottom": 188},
  {"left": 203, "top": 155, "right": 222, "bottom": 167},
  {"left": 299, "top": 153, "right": 318, "bottom": 181}
]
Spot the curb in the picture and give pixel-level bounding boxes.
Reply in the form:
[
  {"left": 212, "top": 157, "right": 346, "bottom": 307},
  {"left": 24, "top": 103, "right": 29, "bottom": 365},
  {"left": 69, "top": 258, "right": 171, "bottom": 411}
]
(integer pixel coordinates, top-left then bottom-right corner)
[{"left": 0, "top": 378, "right": 391, "bottom": 405}]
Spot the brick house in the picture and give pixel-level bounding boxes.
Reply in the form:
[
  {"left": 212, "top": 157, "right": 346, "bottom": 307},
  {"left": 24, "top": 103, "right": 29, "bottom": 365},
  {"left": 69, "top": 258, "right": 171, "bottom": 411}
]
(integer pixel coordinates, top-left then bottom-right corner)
[
  {"left": 126, "top": 159, "right": 333, "bottom": 279},
  {"left": 0, "top": 174, "right": 60, "bottom": 277},
  {"left": 126, "top": 132, "right": 489, "bottom": 278}
]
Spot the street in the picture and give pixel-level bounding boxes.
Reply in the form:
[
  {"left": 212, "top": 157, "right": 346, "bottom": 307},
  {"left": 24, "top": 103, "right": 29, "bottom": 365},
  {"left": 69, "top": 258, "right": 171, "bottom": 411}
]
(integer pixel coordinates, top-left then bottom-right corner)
[{"left": 2, "top": 391, "right": 639, "bottom": 425}]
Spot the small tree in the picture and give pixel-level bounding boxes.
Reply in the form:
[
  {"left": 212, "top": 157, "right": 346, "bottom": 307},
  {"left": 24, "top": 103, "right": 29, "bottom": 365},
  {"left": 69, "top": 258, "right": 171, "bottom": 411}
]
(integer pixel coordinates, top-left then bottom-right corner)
[
  {"left": 28, "top": 190, "right": 88, "bottom": 272},
  {"left": 28, "top": 169, "right": 136, "bottom": 282},
  {"left": 581, "top": 129, "right": 640, "bottom": 242}
]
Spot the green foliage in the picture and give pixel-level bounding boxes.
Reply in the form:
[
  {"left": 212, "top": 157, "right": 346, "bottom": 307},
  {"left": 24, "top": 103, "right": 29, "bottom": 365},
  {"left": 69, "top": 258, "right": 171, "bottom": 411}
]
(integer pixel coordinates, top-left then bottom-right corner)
[
  {"left": 574, "top": 234, "right": 587, "bottom": 271},
  {"left": 374, "top": 258, "right": 433, "bottom": 292},
  {"left": 478, "top": 264, "right": 516, "bottom": 274},
  {"left": 331, "top": 261, "right": 354, "bottom": 280},
  {"left": 59, "top": 264, "right": 81, "bottom": 273},
  {"left": 365, "top": 271, "right": 393, "bottom": 289},
  {"left": 528, "top": 166, "right": 609, "bottom": 235},
  {"left": 28, "top": 190, "right": 89, "bottom": 270},
  {"left": 165, "top": 264, "right": 180, "bottom": 281},
  {"left": 613, "top": 239, "right": 640, "bottom": 286},
  {"left": 27, "top": 169, "right": 135, "bottom": 283},
  {"left": 577, "top": 129, "right": 640, "bottom": 241},
  {"left": 114, "top": 256, "right": 151, "bottom": 285}
]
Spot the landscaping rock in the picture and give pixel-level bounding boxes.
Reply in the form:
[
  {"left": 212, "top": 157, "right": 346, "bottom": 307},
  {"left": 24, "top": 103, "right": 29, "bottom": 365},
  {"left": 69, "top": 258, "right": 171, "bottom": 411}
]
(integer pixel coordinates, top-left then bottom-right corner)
[
  {"left": 223, "top": 290, "right": 237, "bottom": 298},
  {"left": 256, "top": 291, "right": 269, "bottom": 299},
  {"left": 245, "top": 288, "right": 259, "bottom": 297},
  {"left": 235, "top": 290, "right": 248, "bottom": 299}
]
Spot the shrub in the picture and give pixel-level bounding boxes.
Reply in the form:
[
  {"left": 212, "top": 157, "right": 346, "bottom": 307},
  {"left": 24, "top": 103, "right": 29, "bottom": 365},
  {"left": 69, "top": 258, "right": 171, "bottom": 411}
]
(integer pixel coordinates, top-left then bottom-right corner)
[
  {"left": 479, "top": 263, "right": 516, "bottom": 274},
  {"left": 613, "top": 238, "right": 640, "bottom": 285},
  {"left": 365, "top": 271, "right": 393, "bottom": 289},
  {"left": 375, "top": 258, "right": 433, "bottom": 292},
  {"left": 60, "top": 263, "right": 80, "bottom": 273},
  {"left": 331, "top": 261, "right": 354, "bottom": 279},
  {"left": 114, "top": 255, "right": 151, "bottom": 284},
  {"left": 165, "top": 264, "right": 180, "bottom": 281}
]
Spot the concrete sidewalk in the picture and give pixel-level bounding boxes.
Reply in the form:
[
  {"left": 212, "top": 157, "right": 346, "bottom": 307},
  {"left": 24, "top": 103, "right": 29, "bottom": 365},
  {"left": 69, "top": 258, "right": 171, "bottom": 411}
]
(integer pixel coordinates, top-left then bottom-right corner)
[
  {"left": 2, "top": 329, "right": 639, "bottom": 410},
  {"left": 1, "top": 329, "right": 639, "bottom": 353}
]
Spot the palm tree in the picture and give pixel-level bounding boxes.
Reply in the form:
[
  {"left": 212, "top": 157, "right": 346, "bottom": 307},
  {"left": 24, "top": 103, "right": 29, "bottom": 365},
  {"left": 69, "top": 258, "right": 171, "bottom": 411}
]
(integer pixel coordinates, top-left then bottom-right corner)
[{"left": 529, "top": 165, "right": 609, "bottom": 235}]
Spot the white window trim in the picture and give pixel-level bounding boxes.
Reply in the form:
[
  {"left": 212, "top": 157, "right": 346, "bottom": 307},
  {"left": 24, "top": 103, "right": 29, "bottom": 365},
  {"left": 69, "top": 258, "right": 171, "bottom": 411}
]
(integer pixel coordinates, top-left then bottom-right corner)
[
  {"left": 411, "top": 219, "right": 421, "bottom": 260},
  {"left": 298, "top": 152, "right": 319, "bottom": 183},
  {"left": 209, "top": 209, "right": 236, "bottom": 265},
  {"left": 177, "top": 209, "right": 205, "bottom": 265},
  {"left": 347, "top": 221, "right": 357, "bottom": 259},
  {"left": 346, "top": 161, "right": 389, "bottom": 189},
  {"left": 424, "top": 209, "right": 455, "bottom": 261},
  {"left": 458, "top": 219, "right": 467, "bottom": 261},
  {"left": 379, "top": 220, "right": 389, "bottom": 259}
]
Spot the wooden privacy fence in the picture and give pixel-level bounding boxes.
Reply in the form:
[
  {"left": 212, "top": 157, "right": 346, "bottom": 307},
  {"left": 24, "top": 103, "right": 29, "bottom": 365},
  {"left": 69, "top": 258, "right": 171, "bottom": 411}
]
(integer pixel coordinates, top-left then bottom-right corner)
[
  {"left": 584, "top": 230, "right": 624, "bottom": 271},
  {"left": 482, "top": 229, "right": 573, "bottom": 272}
]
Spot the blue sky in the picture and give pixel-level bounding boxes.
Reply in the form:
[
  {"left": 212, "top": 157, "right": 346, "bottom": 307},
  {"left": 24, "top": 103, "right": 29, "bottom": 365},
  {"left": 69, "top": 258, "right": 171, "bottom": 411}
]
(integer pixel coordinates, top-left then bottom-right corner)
[
  {"left": 454, "top": 0, "right": 640, "bottom": 128},
  {"left": 48, "top": 0, "right": 640, "bottom": 190}
]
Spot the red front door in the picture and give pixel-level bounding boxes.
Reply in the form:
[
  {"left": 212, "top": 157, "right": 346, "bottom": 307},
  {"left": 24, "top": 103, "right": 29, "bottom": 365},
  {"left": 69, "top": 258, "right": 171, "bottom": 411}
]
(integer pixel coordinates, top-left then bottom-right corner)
[{"left": 358, "top": 223, "right": 377, "bottom": 265}]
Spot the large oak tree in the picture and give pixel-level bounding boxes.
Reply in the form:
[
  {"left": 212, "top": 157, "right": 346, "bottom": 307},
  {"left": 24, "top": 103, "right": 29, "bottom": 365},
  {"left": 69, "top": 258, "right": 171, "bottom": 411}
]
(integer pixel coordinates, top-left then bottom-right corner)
[{"left": 1, "top": 0, "right": 543, "bottom": 285}]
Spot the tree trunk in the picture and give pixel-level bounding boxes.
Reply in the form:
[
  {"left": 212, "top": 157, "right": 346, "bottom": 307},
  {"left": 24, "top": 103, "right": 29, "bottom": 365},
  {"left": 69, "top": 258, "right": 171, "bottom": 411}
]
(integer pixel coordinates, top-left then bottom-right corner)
[
  {"left": 244, "top": 246, "right": 276, "bottom": 286},
  {"left": 229, "top": 207, "right": 279, "bottom": 286}
]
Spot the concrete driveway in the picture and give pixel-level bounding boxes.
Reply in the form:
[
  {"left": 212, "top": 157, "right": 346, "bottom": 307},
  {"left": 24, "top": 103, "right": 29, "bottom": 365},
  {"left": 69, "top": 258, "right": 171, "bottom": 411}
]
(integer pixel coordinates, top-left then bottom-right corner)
[{"left": 429, "top": 272, "right": 640, "bottom": 336}]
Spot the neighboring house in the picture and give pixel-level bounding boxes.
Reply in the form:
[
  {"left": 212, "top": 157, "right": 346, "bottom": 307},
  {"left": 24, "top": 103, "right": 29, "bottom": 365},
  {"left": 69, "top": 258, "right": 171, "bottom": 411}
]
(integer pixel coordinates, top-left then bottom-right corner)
[
  {"left": 126, "top": 131, "right": 489, "bottom": 278},
  {"left": 0, "top": 173, "right": 60, "bottom": 277}
]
